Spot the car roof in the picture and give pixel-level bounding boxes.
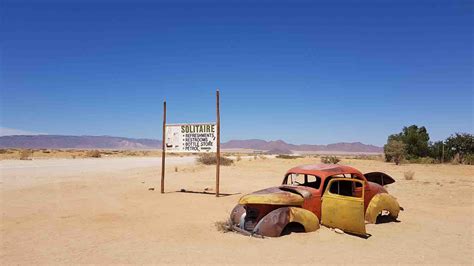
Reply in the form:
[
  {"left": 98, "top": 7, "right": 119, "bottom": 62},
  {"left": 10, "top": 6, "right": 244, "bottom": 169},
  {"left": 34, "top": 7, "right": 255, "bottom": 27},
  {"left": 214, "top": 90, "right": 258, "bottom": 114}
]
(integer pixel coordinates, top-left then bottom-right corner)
[{"left": 285, "top": 164, "right": 363, "bottom": 178}]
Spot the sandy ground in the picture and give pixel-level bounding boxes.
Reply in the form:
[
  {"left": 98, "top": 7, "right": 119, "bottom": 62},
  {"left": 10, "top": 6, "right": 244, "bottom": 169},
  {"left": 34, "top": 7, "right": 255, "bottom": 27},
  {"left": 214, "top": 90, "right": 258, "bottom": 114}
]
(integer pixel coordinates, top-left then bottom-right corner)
[{"left": 1, "top": 157, "right": 473, "bottom": 264}]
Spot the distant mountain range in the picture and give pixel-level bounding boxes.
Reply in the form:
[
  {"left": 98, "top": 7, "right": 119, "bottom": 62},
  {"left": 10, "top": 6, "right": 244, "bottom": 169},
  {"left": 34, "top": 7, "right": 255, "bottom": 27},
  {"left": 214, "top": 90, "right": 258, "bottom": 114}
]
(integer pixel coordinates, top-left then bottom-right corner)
[
  {"left": 0, "top": 135, "right": 383, "bottom": 153},
  {"left": 222, "top": 139, "right": 382, "bottom": 153}
]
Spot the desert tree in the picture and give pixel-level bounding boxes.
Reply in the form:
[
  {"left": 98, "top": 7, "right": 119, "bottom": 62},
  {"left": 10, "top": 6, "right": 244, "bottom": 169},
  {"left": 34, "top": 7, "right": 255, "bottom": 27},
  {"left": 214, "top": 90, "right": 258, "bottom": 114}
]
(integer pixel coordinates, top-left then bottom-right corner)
[
  {"left": 388, "top": 125, "right": 430, "bottom": 159},
  {"left": 444, "top": 133, "right": 474, "bottom": 163},
  {"left": 384, "top": 139, "right": 406, "bottom": 165}
]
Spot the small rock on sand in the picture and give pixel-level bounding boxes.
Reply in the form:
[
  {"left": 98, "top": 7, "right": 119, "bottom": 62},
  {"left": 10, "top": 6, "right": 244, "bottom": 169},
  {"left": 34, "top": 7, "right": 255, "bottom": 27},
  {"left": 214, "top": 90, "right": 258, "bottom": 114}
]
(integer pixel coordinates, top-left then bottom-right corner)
[{"left": 334, "top": 228, "right": 344, "bottom": 234}]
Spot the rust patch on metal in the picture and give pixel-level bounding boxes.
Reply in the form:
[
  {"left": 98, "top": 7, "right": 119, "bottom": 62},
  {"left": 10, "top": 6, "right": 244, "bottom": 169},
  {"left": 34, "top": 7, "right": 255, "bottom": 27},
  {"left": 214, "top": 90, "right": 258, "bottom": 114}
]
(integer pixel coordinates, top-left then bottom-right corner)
[
  {"left": 252, "top": 207, "right": 319, "bottom": 237},
  {"left": 230, "top": 204, "right": 245, "bottom": 226},
  {"left": 238, "top": 187, "right": 304, "bottom": 206}
]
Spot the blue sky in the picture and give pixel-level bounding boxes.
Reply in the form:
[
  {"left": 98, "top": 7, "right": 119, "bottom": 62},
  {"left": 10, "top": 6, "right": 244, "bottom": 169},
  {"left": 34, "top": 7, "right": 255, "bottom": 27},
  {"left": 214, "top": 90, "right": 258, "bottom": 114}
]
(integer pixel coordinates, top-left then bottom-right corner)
[{"left": 1, "top": 0, "right": 472, "bottom": 146}]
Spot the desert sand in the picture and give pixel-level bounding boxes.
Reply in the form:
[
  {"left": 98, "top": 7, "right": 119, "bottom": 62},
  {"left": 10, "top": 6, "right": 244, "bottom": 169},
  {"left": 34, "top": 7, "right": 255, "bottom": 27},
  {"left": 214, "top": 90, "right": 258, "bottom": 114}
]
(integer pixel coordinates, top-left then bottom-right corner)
[{"left": 1, "top": 156, "right": 473, "bottom": 264}]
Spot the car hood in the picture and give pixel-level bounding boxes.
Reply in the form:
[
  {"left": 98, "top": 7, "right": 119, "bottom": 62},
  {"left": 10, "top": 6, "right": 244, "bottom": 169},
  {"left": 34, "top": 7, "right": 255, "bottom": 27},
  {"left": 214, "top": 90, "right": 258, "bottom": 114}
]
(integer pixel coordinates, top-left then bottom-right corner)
[{"left": 238, "top": 186, "right": 312, "bottom": 206}]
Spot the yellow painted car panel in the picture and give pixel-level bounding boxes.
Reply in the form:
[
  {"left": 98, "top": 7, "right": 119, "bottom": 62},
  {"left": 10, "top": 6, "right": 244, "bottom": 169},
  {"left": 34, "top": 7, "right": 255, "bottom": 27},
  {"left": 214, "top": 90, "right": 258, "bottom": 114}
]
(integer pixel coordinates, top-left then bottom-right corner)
[
  {"left": 365, "top": 193, "right": 401, "bottom": 223},
  {"left": 321, "top": 178, "right": 367, "bottom": 236},
  {"left": 288, "top": 207, "right": 320, "bottom": 232}
]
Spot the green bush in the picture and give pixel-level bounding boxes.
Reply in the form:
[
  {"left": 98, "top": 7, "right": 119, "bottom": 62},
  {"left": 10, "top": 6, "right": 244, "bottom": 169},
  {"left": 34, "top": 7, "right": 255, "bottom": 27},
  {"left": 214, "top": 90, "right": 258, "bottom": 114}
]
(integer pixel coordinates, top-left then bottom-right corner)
[
  {"left": 386, "top": 130, "right": 474, "bottom": 165},
  {"left": 462, "top": 154, "right": 474, "bottom": 165}
]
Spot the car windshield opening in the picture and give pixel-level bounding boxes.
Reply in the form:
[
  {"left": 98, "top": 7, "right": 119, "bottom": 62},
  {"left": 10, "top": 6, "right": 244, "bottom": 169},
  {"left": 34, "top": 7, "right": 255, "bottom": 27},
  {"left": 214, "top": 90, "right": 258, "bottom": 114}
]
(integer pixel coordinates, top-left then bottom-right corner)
[{"left": 287, "top": 173, "right": 321, "bottom": 189}]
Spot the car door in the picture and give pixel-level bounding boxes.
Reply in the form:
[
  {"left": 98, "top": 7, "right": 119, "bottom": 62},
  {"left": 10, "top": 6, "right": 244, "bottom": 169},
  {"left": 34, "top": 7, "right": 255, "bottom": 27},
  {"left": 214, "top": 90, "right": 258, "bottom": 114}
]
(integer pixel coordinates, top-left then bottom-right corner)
[{"left": 321, "top": 178, "right": 367, "bottom": 236}]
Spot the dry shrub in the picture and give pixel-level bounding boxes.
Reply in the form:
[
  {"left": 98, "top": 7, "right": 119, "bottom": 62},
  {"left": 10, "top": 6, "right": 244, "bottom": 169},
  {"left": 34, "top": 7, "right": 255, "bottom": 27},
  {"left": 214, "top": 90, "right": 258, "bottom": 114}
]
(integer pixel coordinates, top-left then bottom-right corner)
[
  {"left": 276, "top": 154, "right": 302, "bottom": 159},
  {"left": 404, "top": 171, "right": 415, "bottom": 180},
  {"left": 258, "top": 155, "right": 267, "bottom": 160},
  {"left": 197, "top": 154, "right": 233, "bottom": 166},
  {"left": 85, "top": 150, "right": 101, "bottom": 158},
  {"left": 0, "top": 149, "right": 7, "bottom": 154},
  {"left": 321, "top": 156, "right": 340, "bottom": 164},
  {"left": 124, "top": 151, "right": 138, "bottom": 156},
  {"left": 215, "top": 219, "right": 233, "bottom": 233},
  {"left": 174, "top": 166, "right": 178, "bottom": 172},
  {"left": 236, "top": 155, "right": 242, "bottom": 161},
  {"left": 19, "top": 149, "right": 32, "bottom": 160}
]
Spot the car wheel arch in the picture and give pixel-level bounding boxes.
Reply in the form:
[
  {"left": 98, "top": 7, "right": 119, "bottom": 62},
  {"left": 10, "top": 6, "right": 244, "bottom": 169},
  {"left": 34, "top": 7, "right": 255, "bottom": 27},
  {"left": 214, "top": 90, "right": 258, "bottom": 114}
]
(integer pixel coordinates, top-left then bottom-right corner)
[
  {"left": 252, "top": 206, "right": 319, "bottom": 237},
  {"left": 365, "top": 193, "right": 401, "bottom": 224}
]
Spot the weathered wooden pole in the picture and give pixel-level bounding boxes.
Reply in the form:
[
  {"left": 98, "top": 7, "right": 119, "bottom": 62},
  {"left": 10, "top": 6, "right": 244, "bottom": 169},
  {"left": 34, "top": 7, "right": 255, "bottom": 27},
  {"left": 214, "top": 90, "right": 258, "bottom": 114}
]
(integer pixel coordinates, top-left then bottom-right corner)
[
  {"left": 441, "top": 142, "right": 445, "bottom": 164},
  {"left": 216, "top": 89, "right": 220, "bottom": 197},
  {"left": 161, "top": 100, "right": 166, "bottom": 194}
]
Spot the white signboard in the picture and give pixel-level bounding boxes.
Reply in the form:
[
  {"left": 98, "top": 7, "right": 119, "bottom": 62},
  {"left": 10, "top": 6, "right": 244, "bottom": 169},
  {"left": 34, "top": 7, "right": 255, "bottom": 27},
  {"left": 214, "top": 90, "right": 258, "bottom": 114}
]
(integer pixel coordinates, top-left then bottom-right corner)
[{"left": 165, "top": 123, "right": 217, "bottom": 152}]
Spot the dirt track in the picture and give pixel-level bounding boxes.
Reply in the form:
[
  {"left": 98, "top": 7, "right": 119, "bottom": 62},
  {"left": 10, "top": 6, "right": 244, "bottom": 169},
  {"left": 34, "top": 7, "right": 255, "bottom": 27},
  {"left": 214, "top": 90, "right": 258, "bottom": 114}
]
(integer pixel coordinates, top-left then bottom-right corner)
[{"left": 1, "top": 157, "right": 473, "bottom": 264}]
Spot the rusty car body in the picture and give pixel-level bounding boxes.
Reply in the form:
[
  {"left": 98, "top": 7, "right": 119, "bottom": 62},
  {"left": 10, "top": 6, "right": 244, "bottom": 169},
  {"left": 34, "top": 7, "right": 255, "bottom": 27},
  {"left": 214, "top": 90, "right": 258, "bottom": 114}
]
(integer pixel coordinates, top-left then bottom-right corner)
[{"left": 230, "top": 164, "right": 401, "bottom": 237}]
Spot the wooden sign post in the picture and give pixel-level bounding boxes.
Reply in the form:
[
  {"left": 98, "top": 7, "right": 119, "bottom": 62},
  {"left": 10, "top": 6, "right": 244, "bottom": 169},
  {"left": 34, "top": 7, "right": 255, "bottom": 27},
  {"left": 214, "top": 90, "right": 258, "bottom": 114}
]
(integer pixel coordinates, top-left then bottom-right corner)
[
  {"left": 216, "top": 90, "right": 220, "bottom": 197},
  {"left": 161, "top": 100, "right": 166, "bottom": 194},
  {"left": 160, "top": 90, "right": 221, "bottom": 196}
]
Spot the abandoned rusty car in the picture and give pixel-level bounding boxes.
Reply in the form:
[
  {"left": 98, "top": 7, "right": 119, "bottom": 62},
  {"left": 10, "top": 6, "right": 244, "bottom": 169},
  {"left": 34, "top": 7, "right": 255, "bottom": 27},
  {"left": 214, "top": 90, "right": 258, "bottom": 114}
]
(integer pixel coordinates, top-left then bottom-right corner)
[{"left": 230, "top": 164, "right": 402, "bottom": 237}]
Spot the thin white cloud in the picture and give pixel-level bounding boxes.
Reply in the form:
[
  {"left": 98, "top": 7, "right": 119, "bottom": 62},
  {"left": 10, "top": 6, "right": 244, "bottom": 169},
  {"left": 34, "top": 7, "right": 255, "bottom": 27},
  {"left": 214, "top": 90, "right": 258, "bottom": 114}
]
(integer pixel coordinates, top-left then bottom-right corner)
[{"left": 0, "top": 127, "right": 47, "bottom": 136}]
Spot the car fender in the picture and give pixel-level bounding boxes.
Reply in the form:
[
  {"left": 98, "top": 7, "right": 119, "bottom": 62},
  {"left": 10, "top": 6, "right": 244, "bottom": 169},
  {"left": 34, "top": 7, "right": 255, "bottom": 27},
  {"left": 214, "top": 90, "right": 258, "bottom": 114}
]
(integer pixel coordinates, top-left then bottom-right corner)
[
  {"left": 252, "top": 207, "right": 319, "bottom": 237},
  {"left": 230, "top": 204, "right": 246, "bottom": 226},
  {"left": 365, "top": 193, "right": 401, "bottom": 223}
]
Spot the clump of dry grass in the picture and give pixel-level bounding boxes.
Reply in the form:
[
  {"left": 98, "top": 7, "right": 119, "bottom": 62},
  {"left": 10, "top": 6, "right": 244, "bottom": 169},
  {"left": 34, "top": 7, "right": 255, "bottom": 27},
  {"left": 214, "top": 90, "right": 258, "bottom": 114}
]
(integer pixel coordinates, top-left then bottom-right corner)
[
  {"left": 19, "top": 149, "right": 32, "bottom": 160},
  {"left": 236, "top": 155, "right": 242, "bottom": 161},
  {"left": 85, "top": 150, "right": 101, "bottom": 158},
  {"left": 174, "top": 166, "right": 178, "bottom": 172},
  {"left": 215, "top": 219, "right": 233, "bottom": 233},
  {"left": 404, "top": 171, "right": 415, "bottom": 180},
  {"left": 354, "top": 154, "right": 383, "bottom": 161},
  {"left": 197, "top": 154, "right": 233, "bottom": 166}
]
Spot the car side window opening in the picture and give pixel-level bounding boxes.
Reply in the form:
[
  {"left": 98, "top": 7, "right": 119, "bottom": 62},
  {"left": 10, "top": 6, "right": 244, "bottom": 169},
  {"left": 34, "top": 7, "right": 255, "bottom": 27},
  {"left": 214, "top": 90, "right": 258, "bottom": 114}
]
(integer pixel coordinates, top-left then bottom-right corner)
[
  {"left": 328, "top": 180, "right": 362, "bottom": 198},
  {"left": 351, "top": 174, "right": 363, "bottom": 187},
  {"left": 323, "top": 174, "right": 365, "bottom": 192}
]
